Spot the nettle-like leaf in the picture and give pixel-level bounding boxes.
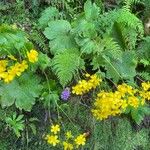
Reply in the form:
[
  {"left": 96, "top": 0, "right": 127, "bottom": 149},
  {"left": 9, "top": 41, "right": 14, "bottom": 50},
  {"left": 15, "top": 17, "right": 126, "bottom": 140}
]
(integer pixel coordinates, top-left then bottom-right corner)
[
  {"left": 43, "top": 20, "right": 77, "bottom": 54},
  {"left": 75, "top": 37, "right": 98, "bottom": 54},
  {"left": 38, "top": 7, "right": 59, "bottom": 28},
  {"left": 37, "top": 52, "right": 51, "bottom": 70},
  {"left": 131, "top": 106, "right": 150, "bottom": 125},
  {"left": 52, "top": 51, "right": 85, "bottom": 87},
  {"left": 0, "top": 24, "right": 31, "bottom": 55},
  {"left": 137, "top": 36, "right": 150, "bottom": 61},
  {"left": 84, "top": 0, "right": 100, "bottom": 20},
  {"left": 92, "top": 51, "right": 137, "bottom": 82},
  {"left": 42, "top": 92, "right": 60, "bottom": 109},
  {"left": 0, "top": 73, "right": 42, "bottom": 111},
  {"left": 105, "top": 51, "right": 137, "bottom": 82}
]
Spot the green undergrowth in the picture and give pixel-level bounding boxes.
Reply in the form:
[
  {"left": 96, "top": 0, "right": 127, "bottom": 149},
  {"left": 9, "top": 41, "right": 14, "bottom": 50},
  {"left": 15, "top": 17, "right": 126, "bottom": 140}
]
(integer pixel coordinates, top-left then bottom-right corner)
[{"left": 0, "top": 96, "right": 150, "bottom": 150}]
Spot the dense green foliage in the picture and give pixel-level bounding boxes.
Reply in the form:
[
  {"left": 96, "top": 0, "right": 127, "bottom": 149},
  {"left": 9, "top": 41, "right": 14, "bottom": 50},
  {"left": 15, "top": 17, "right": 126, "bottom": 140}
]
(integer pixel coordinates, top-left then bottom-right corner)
[{"left": 0, "top": 0, "right": 150, "bottom": 149}]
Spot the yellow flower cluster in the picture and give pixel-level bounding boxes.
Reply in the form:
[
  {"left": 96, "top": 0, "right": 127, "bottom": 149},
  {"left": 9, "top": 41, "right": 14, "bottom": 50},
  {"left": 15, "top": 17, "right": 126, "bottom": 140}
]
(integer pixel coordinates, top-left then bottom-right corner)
[
  {"left": 92, "top": 83, "right": 149, "bottom": 120},
  {"left": 27, "top": 49, "right": 38, "bottom": 63},
  {"left": 45, "top": 124, "right": 60, "bottom": 146},
  {"left": 140, "top": 82, "right": 150, "bottom": 100},
  {"left": 0, "top": 60, "right": 28, "bottom": 83},
  {"left": 0, "top": 49, "right": 39, "bottom": 83},
  {"left": 72, "top": 73, "right": 102, "bottom": 95},
  {"left": 45, "top": 124, "right": 86, "bottom": 149}
]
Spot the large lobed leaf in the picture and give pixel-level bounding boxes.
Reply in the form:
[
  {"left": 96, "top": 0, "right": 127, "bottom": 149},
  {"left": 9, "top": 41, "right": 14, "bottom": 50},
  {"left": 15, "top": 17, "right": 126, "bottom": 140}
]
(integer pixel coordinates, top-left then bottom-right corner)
[
  {"left": 0, "top": 73, "right": 42, "bottom": 111},
  {"left": 38, "top": 7, "right": 59, "bottom": 28},
  {"left": 43, "top": 20, "right": 77, "bottom": 54}
]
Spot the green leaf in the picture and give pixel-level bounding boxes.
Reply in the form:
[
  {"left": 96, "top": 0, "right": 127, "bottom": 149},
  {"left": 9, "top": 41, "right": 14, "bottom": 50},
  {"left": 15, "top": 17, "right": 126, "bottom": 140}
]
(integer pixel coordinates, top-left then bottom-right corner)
[
  {"left": 44, "top": 20, "right": 71, "bottom": 40},
  {"left": 43, "top": 20, "right": 77, "bottom": 54},
  {"left": 131, "top": 109, "right": 144, "bottom": 125},
  {"left": 76, "top": 38, "right": 97, "bottom": 54},
  {"left": 29, "top": 123, "right": 37, "bottom": 135},
  {"left": 73, "top": 19, "right": 97, "bottom": 38},
  {"left": 52, "top": 51, "right": 84, "bottom": 87},
  {"left": 43, "top": 92, "right": 59, "bottom": 109},
  {"left": 38, "top": 7, "right": 59, "bottom": 28},
  {"left": 84, "top": 0, "right": 100, "bottom": 20},
  {"left": 111, "top": 51, "right": 137, "bottom": 81},
  {"left": 38, "top": 53, "right": 51, "bottom": 70},
  {"left": 0, "top": 73, "right": 42, "bottom": 111},
  {"left": 91, "top": 55, "right": 105, "bottom": 70}
]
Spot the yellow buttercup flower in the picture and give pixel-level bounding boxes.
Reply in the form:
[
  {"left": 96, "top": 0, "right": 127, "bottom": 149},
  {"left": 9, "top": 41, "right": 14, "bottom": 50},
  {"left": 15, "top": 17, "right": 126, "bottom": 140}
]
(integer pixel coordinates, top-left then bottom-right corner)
[
  {"left": 51, "top": 124, "right": 60, "bottom": 134},
  {"left": 46, "top": 135, "right": 60, "bottom": 146},
  {"left": 0, "top": 60, "right": 28, "bottom": 83},
  {"left": 27, "top": 49, "right": 38, "bottom": 63},
  {"left": 74, "top": 134, "right": 86, "bottom": 147},
  {"left": 0, "top": 60, "right": 8, "bottom": 73},
  {"left": 3, "top": 72, "right": 15, "bottom": 83},
  {"left": 65, "top": 131, "right": 73, "bottom": 139},
  {"left": 72, "top": 74, "right": 102, "bottom": 95},
  {"left": 142, "top": 82, "right": 150, "bottom": 91},
  {"left": 19, "top": 60, "right": 28, "bottom": 72},
  {"left": 63, "top": 142, "right": 73, "bottom": 150},
  {"left": 92, "top": 91, "right": 127, "bottom": 120},
  {"left": 128, "top": 96, "right": 139, "bottom": 108}
]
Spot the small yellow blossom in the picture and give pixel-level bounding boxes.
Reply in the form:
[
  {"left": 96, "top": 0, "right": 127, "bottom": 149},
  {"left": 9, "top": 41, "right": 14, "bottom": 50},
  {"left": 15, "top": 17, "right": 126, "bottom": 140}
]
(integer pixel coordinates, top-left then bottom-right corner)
[
  {"left": 85, "top": 73, "right": 90, "bottom": 77},
  {"left": 0, "top": 60, "right": 28, "bottom": 83},
  {"left": 51, "top": 124, "right": 60, "bottom": 134},
  {"left": 63, "top": 142, "right": 73, "bottom": 150},
  {"left": 142, "top": 82, "right": 150, "bottom": 91},
  {"left": 72, "top": 74, "right": 102, "bottom": 95},
  {"left": 12, "top": 23, "right": 17, "bottom": 29},
  {"left": 74, "top": 134, "right": 86, "bottom": 147},
  {"left": 0, "top": 60, "right": 8, "bottom": 74},
  {"left": 128, "top": 96, "right": 139, "bottom": 108},
  {"left": 65, "top": 131, "right": 73, "bottom": 139},
  {"left": 27, "top": 49, "right": 38, "bottom": 63},
  {"left": 46, "top": 135, "right": 60, "bottom": 146}
]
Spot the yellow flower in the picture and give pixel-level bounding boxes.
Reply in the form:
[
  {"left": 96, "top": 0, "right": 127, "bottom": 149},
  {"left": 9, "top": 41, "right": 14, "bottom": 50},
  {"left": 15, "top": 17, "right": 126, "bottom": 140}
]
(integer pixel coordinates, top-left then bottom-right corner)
[
  {"left": 65, "top": 131, "right": 73, "bottom": 139},
  {"left": 3, "top": 72, "right": 15, "bottom": 83},
  {"left": 85, "top": 73, "right": 90, "bottom": 77},
  {"left": 19, "top": 60, "right": 28, "bottom": 72},
  {"left": 63, "top": 142, "right": 73, "bottom": 150},
  {"left": 12, "top": 23, "right": 17, "bottom": 29},
  {"left": 72, "top": 74, "right": 101, "bottom": 95},
  {"left": 51, "top": 124, "right": 60, "bottom": 134},
  {"left": 142, "top": 82, "right": 150, "bottom": 91},
  {"left": 27, "top": 49, "right": 38, "bottom": 63},
  {"left": 46, "top": 135, "right": 60, "bottom": 146},
  {"left": 74, "top": 134, "right": 86, "bottom": 147},
  {"left": 0, "top": 60, "right": 8, "bottom": 73},
  {"left": 128, "top": 96, "right": 139, "bottom": 108}
]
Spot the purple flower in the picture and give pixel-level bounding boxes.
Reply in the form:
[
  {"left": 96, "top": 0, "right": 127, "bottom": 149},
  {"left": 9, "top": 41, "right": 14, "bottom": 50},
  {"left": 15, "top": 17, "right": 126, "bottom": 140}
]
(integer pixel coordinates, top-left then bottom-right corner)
[{"left": 61, "top": 88, "right": 70, "bottom": 101}]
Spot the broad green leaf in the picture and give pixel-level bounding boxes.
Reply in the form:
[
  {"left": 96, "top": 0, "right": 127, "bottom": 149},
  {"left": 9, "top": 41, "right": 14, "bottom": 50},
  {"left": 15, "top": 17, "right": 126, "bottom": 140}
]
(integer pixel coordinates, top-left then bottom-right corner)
[
  {"left": 0, "top": 73, "right": 42, "bottom": 111},
  {"left": 73, "top": 19, "right": 97, "bottom": 38},
  {"left": 84, "top": 0, "right": 100, "bottom": 20},
  {"left": 38, "top": 53, "right": 51, "bottom": 70},
  {"left": 44, "top": 20, "right": 71, "bottom": 40},
  {"left": 29, "top": 123, "right": 37, "bottom": 135},
  {"left": 131, "top": 109, "right": 144, "bottom": 125},
  {"left": 43, "top": 20, "right": 77, "bottom": 54},
  {"left": 38, "top": 7, "right": 59, "bottom": 28},
  {"left": 43, "top": 92, "right": 59, "bottom": 109},
  {"left": 111, "top": 51, "right": 137, "bottom": 81},
  {"left": 76, "top": 38, "right": 97, "bottom": 54}
]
